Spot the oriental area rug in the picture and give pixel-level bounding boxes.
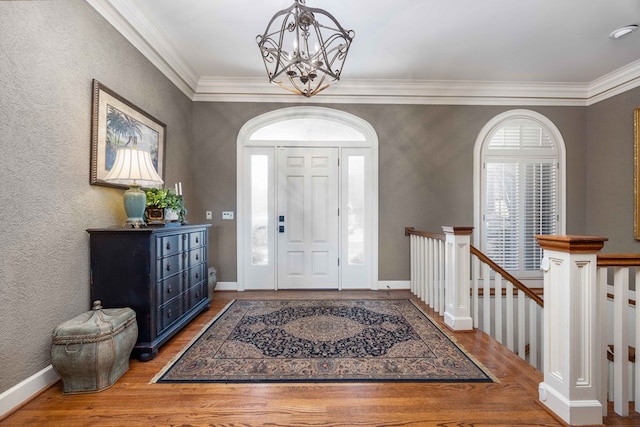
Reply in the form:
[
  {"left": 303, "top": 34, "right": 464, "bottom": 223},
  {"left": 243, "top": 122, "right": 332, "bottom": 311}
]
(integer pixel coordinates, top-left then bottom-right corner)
[{"left": 153, "top": 299, "right": 494, "bottom": 384}]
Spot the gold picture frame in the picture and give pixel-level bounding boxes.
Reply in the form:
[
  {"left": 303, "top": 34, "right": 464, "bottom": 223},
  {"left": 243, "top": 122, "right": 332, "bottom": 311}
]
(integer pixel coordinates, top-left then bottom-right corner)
[{"left": 635, "top": 108, "right": 640, "bottom": 239}]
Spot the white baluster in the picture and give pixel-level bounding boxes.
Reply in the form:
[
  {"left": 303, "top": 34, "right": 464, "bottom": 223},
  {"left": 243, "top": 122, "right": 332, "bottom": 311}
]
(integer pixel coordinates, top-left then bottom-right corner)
[
  {"left": 597, "top": 266, "right": 608, "bottom": 416},
  {"left": 472, "top": 256, "right": 479, "bottom": 328},
  {"left": 438, "top": 239, "right": 445, "bottom": 316},
  {"left": 529, "top": 298, "right": 537, "bottom": 369},
  {"left": 506, "top": 280, "right": 514, "bottom": 351},
  {"left": 483, "top": 263, "right": 491, "bottom": 334},
  {"left": 613, "top": 266, "right": 629, "bottom": 416},
  {"left": 495, "top": 274, "right": 503, "bottom": 344},
  {"left": 517, "top": 290, "right": 525, "bottom": 359}
]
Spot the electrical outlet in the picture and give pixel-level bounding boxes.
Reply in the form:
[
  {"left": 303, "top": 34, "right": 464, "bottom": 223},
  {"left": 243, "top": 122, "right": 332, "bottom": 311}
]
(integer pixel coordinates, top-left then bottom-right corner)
[
  {"left": 222, "top": 211, "right": 234, "bottom": 220},
  {"left": 205, "top": 211, "right": 212, "bottom": 220}
]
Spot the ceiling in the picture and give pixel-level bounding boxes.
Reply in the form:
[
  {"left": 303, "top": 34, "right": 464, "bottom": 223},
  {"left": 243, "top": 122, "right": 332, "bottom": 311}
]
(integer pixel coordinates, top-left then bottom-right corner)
[{"left": 88, "top": 0, "right": 640, "bottom": 105}]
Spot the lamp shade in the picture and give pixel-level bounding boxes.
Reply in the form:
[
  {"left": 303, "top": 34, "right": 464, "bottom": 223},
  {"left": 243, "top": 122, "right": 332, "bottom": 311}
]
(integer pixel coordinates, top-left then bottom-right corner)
[
  {"left": 104, "top": 147, "right": 163, "bottom": 228},
  {"left": 104, "top": 148, "right": 163, "bottom": 187}
]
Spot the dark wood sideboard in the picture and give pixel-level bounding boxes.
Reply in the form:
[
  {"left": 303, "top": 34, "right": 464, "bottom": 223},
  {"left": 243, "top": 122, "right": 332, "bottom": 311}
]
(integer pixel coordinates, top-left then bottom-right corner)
[{"left": 87, "top": 224, "right": 211, "bottom": 361}]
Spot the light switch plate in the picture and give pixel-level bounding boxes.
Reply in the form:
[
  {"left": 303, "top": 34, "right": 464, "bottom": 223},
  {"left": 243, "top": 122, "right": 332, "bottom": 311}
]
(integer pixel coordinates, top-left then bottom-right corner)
[
  {"left": 205, "top": 211, "right": 212, "bottom": 220},
  {"left": 222, "top": 211, "right": 234, "bottom": 220}
]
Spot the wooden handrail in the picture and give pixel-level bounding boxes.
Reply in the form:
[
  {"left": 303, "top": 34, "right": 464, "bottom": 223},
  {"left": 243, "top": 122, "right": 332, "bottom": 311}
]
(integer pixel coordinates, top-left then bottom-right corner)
[
  {"left": 597, "top": 253, "right": 640, "bottom": 267},
  {"left": 405, "top": 226, "right": 544, "bottom": 308},
  {"left": 404, "top": 227, "right": 445, "bottom": 241},
  {"left": 597, "top": 254, "right": 640, "bottom": 306},
  {"left": 470, "top": 245, "right": 544, "bottom": 307}
]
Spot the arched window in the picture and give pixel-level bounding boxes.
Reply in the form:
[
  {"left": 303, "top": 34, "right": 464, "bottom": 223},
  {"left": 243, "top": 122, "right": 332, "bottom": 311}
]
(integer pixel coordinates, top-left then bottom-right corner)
[{"left": 474, "top": 110, "right": 566, "bottom": 279}]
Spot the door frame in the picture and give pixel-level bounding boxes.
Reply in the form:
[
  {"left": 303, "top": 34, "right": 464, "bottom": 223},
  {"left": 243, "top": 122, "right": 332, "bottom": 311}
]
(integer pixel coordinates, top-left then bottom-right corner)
[{"left": 237, "top": 107, "right": 379, "bottom": 291}]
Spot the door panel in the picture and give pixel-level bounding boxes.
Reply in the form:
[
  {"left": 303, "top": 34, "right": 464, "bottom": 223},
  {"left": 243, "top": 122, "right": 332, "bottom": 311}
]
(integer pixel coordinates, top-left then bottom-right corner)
[{"left": 277, "top": 147, "right": 339, "bottom": 289}]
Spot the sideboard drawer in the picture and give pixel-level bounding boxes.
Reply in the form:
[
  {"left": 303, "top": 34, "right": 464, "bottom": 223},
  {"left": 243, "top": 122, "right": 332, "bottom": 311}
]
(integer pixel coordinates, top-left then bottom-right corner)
[
  {"left": 157, "top": 273, "right": 182, "bottom": 305},
  {"left": 188, "top": 264, "right": 205, "bottom": 284},
  {"left": 158, "top": 253, "right": 181, "bottom": 279},
  {"left": 187, "top": 282, "right": 206, "bottom": 309},
  {"left": 189, "top": 231, "right": 204, "bottom": 248},
  {"left": 158, "top": 234, "right": 181, "bottom": 258},
  {"left": 157, "top": 296, "right": 183, "bottom": 333},
  {"left": 188, "top": 247, "right": 204, "bottom": 267}
]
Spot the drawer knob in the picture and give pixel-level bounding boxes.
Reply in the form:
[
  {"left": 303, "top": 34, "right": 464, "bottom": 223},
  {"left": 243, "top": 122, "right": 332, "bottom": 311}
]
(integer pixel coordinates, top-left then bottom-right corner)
[
  {"left": 167, "top": 309, "right": 172, "bottom": 318},
  {"left": 195, "top": 237, "right": 199, "bottom": 243},
  {"left": 166, "top": 263, "right": 172, "bottom": 271},
  {"left": 183, "top": 252, "right": 187, "bottom": 259},
  {"left": 195, "top": 272, "right": 199, "bottom": 279},
  {"left": 195, "top": 254, "right": 199, "bottom": 260},
  {"left": 183, "top": 234, "right": 187, "bottom": 240},
  {"left": 166, "top": 242, "right": 171, "bottom": 250},
  {"left": 167, "top": 284, "right": 172, "bottom": 293}
]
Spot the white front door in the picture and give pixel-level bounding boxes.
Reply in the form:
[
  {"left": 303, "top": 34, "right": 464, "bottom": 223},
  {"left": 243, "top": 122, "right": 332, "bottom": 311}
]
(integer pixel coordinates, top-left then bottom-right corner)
[{"left": 277, "top": 147, "right": 339, "bottom": 289}]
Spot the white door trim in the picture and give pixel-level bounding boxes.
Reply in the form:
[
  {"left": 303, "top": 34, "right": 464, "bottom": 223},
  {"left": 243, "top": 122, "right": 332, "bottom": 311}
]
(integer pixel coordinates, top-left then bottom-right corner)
[{"left": 237, "top": 107, "right": 379, "bottom": 291}]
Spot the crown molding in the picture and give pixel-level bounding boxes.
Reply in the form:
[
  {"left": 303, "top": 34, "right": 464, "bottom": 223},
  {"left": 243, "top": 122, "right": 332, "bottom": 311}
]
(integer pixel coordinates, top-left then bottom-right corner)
[
  {"left": 87, "top": 0, "right": 197, "bottom": 99},
  {"left": 90, "top": 0, "right": 640, "bottom": 106},
  {"left": 586, "top": 58, "right": 640, "bottom": 105},
  {"left": 194, "top": 77, "right": 589, "bottom": 106}
]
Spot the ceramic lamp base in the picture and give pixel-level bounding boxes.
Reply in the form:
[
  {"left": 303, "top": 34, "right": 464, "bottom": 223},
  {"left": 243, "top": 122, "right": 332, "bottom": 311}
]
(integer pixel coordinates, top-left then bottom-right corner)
[{"left": 123, "top": 184, "right": 147, "bottom": 228}]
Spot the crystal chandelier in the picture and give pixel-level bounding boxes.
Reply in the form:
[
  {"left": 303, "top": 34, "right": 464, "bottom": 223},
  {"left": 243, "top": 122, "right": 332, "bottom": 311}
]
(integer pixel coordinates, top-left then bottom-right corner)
[{"left": 256, "top": 0, "right": 354, "bottom": 97}]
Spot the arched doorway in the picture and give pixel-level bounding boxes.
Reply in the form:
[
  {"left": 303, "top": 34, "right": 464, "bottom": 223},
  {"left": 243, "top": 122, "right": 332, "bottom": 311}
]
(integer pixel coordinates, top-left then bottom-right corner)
[{"left": 237, "top": 107, "right": 379, "bottom": 290}]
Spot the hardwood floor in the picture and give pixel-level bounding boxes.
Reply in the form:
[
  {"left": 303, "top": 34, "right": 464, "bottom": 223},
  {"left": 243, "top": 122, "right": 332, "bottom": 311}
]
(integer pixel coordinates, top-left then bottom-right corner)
[{"left": 2, "top": 290, "right": 638, "bottom": 426}]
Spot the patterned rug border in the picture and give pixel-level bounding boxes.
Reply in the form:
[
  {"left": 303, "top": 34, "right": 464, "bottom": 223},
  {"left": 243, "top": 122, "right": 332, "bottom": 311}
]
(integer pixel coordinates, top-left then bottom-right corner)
[{"left": 151, "top": 299, "right": 498, "bottom": 384}]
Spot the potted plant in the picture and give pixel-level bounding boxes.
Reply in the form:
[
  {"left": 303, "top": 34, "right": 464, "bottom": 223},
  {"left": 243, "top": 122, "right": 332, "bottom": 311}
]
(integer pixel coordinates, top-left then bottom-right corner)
[{"left": 144, "top": 188, "right": 187, "bottom": 224}]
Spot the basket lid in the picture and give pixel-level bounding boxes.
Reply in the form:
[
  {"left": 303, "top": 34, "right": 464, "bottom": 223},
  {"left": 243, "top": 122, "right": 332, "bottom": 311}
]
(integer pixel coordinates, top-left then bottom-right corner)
[{"left": 52, "top": 301, "right": 136, "bottom": 344}]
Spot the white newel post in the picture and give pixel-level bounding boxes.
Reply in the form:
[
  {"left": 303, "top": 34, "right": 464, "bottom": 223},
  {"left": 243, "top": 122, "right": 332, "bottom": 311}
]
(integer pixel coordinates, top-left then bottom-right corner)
[
  {"left": 443, "top": 226, "right": 473, "bottom": 331},
  {"left": 536, "top": 235, "right": 607, "bottom": 426}
]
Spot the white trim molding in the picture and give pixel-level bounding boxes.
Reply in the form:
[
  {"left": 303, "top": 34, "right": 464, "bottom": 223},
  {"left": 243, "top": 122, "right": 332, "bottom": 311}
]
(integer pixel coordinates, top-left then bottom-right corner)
[
  {"left": 87, "top": 0, "right": 198, "bottom": 98},
  {"left": 214, "top": 282, "right": 239, "bottom": 291},
  {"left": 378, "top": 281, "right": 411, "bottom": 290},
  {"left": 0, "top": 366, "right": 59, "bottom": 419}
]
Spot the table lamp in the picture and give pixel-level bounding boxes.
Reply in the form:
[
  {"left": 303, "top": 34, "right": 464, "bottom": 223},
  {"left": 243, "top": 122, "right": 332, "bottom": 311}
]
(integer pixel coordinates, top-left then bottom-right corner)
[{"left": 104, "top": 147, "right": 163, "bottom": 228}]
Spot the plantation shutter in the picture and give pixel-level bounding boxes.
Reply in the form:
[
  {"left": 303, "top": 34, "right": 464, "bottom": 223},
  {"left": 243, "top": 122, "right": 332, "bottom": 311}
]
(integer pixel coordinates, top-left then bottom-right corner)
[
  {"left": 523, "top": 161, "right": 557, "bottom": 271},
  {"left": 482, "top": 118, "right": 559, "bottom": 278},
  {"left": 484, "top": 160, "right": 519, "bottom": 271}
]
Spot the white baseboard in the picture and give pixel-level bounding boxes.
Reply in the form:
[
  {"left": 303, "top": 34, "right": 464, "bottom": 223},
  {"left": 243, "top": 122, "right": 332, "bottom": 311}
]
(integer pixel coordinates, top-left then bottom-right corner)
[
  {"left": 0, "top": 365, "right": 59, "bottom": 419},
  {"left": 215, "top": 281, "right": 411, "bottom": 292},
  {"left": 215, "top": 281, "right": 239, "bottom": 291},
  {"left": 378, "top": 280, "right": 411, "bottom": 290}
]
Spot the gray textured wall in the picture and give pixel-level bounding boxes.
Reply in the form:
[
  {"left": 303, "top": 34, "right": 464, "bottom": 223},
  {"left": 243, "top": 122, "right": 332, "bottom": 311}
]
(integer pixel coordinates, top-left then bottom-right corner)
[
  {"left": 586, "top": 86, "right": 640, "bottom": 253},
  {"left": 0, "top": 1, "right": 193, "bottom": 394},
  {"left": 191, "top": 103, "right": 588, "bottom": 282}
]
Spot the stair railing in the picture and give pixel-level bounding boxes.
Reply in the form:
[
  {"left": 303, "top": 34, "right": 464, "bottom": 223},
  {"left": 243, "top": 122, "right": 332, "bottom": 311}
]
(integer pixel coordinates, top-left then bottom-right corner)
[
  {"left": 596, "top": 254, "right": 640, "bottom": 417},
  {"left": 407, "top": 229, "right": 640, "bottom": 423},
  {"left": 470, "top": 246, "right": 543, "bottom": 370},
  {"left": 405, "top": 226, "right": 543, "bottom": 370}
]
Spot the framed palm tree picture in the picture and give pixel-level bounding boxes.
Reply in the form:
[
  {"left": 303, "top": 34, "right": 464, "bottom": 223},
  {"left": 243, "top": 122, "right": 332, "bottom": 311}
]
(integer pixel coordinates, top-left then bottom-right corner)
[{"left": 90, "top": 79, "right": 166, "bottom": 188}]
